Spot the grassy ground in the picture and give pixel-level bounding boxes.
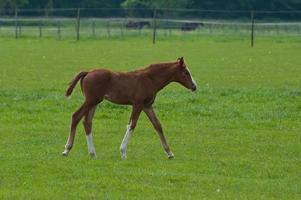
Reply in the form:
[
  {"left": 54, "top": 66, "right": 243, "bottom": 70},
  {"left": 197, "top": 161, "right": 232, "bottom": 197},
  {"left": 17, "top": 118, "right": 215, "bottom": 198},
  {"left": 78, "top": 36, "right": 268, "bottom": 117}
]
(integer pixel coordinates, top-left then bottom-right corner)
[{"left": 0, "top": 36, "right": 300, "bottom": 199}]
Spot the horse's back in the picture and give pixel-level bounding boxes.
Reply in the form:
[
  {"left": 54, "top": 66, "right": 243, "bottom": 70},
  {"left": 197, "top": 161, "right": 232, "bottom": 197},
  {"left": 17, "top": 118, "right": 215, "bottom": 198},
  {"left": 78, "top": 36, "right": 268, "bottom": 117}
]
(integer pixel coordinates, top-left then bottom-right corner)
[
  {"left": 81, "top": 67, "right": 153, "bottom": 105},
  {"left": 81, "top": 69, "right": 114, "bottom": 100}
]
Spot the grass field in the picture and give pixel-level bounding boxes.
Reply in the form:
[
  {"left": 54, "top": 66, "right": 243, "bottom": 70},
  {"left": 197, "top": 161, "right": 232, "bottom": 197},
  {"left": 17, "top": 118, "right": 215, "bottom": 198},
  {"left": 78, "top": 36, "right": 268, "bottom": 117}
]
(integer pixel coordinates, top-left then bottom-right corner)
[{"left": 0, "top": 36, "right": 301, "bottom": 199}]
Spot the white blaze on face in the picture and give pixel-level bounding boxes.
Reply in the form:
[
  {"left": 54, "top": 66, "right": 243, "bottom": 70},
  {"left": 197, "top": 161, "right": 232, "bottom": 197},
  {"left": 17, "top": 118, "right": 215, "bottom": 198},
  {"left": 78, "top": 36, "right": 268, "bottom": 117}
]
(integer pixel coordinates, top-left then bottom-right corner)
[{"left": 186, "top": 66, "right": 197, "bottom": 86}]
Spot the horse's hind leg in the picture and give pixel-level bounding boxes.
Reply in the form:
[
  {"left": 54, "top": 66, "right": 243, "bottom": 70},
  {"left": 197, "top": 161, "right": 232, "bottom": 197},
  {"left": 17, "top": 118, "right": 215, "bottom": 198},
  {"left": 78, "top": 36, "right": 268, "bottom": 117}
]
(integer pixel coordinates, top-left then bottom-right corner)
[
  {"left": 62, "top": 101, "right": 94, "bottom": 156},
  {"left": 83, "top": 105, "right": 97, "bottom": 158}
]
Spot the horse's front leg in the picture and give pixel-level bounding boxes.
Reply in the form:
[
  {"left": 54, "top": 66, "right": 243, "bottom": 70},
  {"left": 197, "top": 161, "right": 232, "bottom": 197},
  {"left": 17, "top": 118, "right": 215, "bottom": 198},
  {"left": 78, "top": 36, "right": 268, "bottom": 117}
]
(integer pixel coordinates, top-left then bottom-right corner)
[
  {"left": 144, "top": 106, "right": 174, "bottom": 159},
  {"left": 120, "top": 104, "right": 143, "bottom": 159}
]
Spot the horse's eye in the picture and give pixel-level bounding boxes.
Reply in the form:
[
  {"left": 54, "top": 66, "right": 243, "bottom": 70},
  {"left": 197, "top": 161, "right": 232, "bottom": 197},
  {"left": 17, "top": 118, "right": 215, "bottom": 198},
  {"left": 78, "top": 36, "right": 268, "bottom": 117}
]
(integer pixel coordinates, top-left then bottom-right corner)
[{"left": 184, "top": 71, "right": 190, "bottom": 75}]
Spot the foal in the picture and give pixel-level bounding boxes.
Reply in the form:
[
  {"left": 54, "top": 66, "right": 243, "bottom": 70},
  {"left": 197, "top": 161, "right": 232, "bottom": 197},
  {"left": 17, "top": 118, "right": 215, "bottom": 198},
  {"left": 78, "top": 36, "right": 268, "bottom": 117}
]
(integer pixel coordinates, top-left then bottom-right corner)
[{"left": 62, "top": 57, "right": 197, "bottom": 159}]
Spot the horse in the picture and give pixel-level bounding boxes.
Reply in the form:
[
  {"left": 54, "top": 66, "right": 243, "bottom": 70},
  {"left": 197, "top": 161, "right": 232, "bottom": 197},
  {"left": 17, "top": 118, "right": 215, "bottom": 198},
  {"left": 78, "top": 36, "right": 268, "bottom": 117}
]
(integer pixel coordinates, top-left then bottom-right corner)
[
  {"left": 62, "top": 57, "right": 197, "bottom": 159},
  {"left": 181, "top": 22, "right": 204, "bottom": 31},
  {"left": 126, "top": 21, "right": 151, "bottom": 29}
]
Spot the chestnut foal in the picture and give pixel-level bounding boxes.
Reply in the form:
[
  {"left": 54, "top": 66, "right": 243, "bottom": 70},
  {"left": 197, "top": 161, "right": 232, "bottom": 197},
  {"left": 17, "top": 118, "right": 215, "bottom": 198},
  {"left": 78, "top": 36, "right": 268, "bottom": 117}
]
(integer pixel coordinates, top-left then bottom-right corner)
[{"left": 62, "top": 57, "right": 197, "bottom": 159}]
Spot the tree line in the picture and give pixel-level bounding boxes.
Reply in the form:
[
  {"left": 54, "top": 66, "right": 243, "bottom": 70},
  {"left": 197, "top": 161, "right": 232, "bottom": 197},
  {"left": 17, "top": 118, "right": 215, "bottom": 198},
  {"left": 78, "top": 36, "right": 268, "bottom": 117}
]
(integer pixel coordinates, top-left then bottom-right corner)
[{"left": 1, "top": 0, "right": 301, "bottom": 11}]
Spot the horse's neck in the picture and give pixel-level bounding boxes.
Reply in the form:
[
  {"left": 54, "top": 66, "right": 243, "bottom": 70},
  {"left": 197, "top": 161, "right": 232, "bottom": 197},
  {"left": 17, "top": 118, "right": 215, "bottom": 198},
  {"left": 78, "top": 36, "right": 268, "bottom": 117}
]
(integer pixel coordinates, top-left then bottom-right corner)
[{"left": 147, "top": 63, "right": 177, "bottom": 92}]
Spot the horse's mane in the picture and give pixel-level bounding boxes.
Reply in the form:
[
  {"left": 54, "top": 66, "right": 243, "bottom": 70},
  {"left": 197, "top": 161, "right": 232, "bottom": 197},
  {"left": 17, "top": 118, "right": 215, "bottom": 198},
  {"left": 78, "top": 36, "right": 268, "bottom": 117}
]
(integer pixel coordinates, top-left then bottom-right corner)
[
  {"left": 148, "top": 61, "right": 177, "bottom": 69},
  {"left": 124, "top": 61, "right": 177, "bottom": 75}
]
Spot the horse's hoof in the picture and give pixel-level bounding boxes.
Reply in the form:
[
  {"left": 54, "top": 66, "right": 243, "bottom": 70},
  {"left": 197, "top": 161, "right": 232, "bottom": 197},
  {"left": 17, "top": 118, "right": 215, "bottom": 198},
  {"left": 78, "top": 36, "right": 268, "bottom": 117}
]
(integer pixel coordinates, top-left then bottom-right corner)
[
  {"left": 120, "top": 148, "right": 127, "bottom": 160},
  {"left": 121, "top": 154, "right": 127, "bottom": 160},
  {"left": 167, "top": 152, "right": 174, "bottom": 159},
  {"left": 62, "top": 150, "right": 69, "bottom": 156},
  {"left": 89, "top": 152, "right": 97, "bottom": 159}
]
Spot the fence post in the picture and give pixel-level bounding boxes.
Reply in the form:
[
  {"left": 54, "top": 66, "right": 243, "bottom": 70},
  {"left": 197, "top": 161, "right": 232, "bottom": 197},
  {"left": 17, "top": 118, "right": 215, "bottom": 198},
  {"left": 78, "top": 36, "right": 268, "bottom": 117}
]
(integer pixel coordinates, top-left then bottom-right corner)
[
  {"left": 76, "top": 8, "right": 80, "bottom": 41},
  {"left": 57, "top": 21, "right": 61, "bottom": 39},
  {"left": 251, "top": 10, "right": 255, "bottom": 47},
  {"left": 107, "top": 20, "right": 111, "bottom": 38},
  {"left": 39, "top": 23, "right": 42, "bottom": 38},
  {"left": 92, "top": 21, "right": 96, "bottom": 37},
  {"left": 120, "top": 21, "right": 124, "bottom": 38},
  {"left": 152, "top": 9, "right": 157, "bottom": 44},
  {"left": 14, "top": 7, "right": 18, "bottom": 39},
  {"left": 18, "top": 25, "right": 21, "bottom": 37}
]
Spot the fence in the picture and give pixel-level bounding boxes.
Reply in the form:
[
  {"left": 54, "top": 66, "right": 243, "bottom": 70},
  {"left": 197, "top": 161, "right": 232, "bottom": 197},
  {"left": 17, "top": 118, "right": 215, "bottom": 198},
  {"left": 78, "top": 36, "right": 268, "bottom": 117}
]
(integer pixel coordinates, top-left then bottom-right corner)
[{"left": 0, "top": 8, "right": 301, "bottom": 45}]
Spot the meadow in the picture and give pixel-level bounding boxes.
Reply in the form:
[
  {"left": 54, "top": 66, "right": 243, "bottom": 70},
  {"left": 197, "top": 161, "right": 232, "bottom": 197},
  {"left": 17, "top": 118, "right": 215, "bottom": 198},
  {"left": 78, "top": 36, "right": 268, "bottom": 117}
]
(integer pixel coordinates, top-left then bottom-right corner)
[{"left": 0, "top": 36, "right": 300, "bottom": 199}]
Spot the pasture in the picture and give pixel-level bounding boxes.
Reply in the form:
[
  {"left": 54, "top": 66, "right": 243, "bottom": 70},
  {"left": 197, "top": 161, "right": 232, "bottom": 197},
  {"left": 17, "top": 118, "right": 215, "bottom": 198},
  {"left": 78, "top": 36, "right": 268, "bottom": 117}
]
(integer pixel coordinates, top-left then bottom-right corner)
[{"left": 0, "top": 36, "right": 300, "bottom": 199}]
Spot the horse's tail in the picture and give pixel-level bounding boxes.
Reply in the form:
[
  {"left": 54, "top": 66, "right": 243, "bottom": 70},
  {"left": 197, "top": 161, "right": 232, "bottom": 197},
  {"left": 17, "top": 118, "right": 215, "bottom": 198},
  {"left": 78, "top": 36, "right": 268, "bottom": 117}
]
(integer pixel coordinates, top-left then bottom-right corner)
[{"left": 65, "top": 71, "right": 88, "bottom": 97}]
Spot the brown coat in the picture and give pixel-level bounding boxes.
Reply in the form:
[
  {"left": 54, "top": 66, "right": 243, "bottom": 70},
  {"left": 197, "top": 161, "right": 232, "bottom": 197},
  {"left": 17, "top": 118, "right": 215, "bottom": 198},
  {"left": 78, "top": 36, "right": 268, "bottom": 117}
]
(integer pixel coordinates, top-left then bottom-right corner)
[{"left": 62, "top": 57, "right": 197, "bottom": 159}]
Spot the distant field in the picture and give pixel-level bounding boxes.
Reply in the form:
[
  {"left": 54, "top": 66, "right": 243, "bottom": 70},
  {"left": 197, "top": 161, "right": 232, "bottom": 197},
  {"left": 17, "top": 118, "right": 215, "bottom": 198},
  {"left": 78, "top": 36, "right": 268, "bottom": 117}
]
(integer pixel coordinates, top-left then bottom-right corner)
[{"left": 0, "top": 37, "right": 300, "bottom": 199}]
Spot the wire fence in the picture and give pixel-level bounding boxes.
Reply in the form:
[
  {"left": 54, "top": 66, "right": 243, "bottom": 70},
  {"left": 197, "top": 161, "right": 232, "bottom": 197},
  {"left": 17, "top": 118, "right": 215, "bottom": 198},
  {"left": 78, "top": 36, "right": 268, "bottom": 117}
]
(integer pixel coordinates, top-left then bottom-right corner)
[{"left": 0, "top": 8, "right": 301, "bottom": 45}]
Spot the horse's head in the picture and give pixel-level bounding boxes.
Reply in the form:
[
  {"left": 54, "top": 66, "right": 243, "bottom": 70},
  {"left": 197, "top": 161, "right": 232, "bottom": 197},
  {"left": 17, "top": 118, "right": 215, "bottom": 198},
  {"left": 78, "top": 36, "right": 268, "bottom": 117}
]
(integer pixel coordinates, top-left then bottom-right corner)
[{"left": 174, "top": 57, "right": 197, "bottom": 91}]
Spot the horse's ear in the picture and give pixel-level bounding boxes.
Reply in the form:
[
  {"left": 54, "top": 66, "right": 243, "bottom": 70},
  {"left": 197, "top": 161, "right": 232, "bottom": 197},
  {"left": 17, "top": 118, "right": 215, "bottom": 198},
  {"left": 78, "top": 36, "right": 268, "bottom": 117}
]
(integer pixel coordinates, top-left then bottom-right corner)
[{"left": 178, "top": 57, "right": 184, "bottom": 67}]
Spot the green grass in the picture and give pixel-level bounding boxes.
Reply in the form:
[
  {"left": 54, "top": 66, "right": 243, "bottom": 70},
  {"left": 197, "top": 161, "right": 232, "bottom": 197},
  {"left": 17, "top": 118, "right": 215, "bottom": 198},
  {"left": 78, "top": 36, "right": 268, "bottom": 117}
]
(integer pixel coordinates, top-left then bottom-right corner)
[{"left": 0, "top": 36, "right": 301, "bottom": 199}]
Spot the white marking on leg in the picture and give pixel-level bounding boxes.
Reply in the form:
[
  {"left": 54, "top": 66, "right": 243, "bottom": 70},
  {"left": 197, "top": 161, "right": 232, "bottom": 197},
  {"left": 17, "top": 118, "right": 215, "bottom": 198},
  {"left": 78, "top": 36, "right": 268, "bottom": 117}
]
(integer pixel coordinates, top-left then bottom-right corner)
[
  {"left": 167, "top": 151, "right": 174, "bottom": 159},
  {"left": 62, "top": 136, "right": 72, "bottom": 156},
  {"left": 187, "top": 67, "right": 197, "bottom": 86},
  {"left": 120, "top": 121, "right": 133, "bottom": 159},
  {"left": 86, "top": 133, "right": 97, "bottom": 158},
  {"left": 62, "top": 149, "right": 69, "bottom": 156}
]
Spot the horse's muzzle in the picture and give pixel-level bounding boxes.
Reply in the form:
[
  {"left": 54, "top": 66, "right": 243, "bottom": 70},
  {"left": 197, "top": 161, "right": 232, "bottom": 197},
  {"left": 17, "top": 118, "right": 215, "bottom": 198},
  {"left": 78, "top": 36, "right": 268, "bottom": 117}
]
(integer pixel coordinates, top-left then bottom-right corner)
[{"left": 191, "top": 84, "right": 197, "bottom": 92}]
